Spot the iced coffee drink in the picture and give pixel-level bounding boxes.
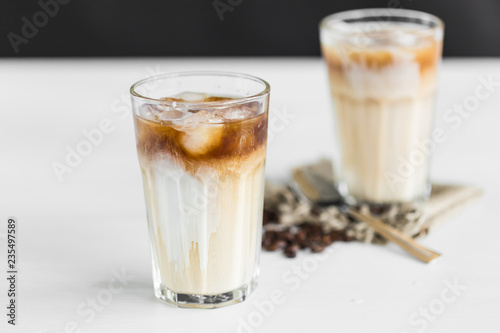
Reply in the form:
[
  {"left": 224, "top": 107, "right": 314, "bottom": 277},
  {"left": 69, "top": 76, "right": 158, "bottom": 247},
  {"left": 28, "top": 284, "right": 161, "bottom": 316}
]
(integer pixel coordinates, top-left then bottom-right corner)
[
  {"left": 320, "top": 9, "right": 444, "bottom": 203},
  {"left": 130, "top": 72, "right": 270, "bottom": 308}
]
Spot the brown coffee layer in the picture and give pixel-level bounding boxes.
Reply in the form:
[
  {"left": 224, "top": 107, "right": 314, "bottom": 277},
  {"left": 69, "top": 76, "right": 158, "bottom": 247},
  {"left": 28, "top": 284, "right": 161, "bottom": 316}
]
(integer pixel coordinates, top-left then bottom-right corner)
[
  {"left": 134, "top": 106, "right": 268, "bottom": 173},
  {"left": 322, "top": 39, "right": 442, "bottom": 75}
]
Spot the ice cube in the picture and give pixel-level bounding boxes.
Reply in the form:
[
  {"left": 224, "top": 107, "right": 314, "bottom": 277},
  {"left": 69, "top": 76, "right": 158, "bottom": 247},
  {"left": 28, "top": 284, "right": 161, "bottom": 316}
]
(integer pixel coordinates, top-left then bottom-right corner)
[
  {"left": 217, "top": 107, "right": 251, "bottom": 121},
  {"left": 139, "top": 104, "right": 163, "bottom": 120},
  {"left": 176, "top": 92, "right": 209, "bottom": 102},
  {"left": 156, "top": 104, "right": 173, "bottom": 112},
  {"left": 158, "top": 110, "right": 185, "bottom": 122},
  {"left": 173, "top": 103, "right": 189, "bottom": 114},
  {"left": 182, "top": 110, "right": 222, "bottom": 125},
  {"left": 138, "top": 104, "right": 153, "bottom": 119},
  {"left": 178, "top": 110, "right": 223, "bottom": 155}
]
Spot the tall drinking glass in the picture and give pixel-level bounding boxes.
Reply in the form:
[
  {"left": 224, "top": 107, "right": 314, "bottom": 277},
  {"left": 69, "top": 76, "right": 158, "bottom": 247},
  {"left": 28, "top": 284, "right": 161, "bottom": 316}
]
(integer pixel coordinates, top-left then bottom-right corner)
[
  {"left": 130, "top": 72, "right": 270, "bottom": 308},
  {"left": 320, "top": 9, "right": 444, "bottom": 205}
]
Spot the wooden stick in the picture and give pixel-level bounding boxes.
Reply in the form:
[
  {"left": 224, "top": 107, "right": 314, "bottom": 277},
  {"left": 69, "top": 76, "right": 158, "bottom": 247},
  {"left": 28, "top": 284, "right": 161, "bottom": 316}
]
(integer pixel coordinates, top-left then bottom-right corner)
[{"left": 347, "top": 209, "right": 441, "bottom": 263}]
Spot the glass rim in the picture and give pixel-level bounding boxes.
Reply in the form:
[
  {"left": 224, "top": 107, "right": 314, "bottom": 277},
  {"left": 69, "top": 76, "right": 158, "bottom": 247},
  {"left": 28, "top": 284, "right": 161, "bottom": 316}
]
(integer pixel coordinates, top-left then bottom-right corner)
[
  {"left": 130, "top": 71, "right": 271, "bottom": 107},
  {"left": 319, "top": 8, "right": 444, "bottom": 38}
]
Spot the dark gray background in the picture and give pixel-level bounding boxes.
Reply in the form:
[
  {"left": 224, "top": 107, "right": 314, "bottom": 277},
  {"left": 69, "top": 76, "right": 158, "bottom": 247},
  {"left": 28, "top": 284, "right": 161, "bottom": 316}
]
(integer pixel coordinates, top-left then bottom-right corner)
[{"left": 1, "top": 0, "right": 499, "bottom": 57}]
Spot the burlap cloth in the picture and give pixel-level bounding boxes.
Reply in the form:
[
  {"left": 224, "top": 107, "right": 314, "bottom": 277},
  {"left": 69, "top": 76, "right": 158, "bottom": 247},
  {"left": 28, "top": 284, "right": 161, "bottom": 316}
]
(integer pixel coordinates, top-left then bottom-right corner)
[{"left": 264, "top": 159, "right": 483, "bottom": 244}]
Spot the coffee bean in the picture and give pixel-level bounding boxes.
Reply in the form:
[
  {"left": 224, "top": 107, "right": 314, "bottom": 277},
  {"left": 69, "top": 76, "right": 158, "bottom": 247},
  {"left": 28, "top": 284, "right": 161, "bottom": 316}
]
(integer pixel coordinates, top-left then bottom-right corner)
[
  {"left": 275, "top": 239, "right": 287, "bottom": 249},
  {"left": 295, "top": 229, "right": 307, "bottom": 242},
  {"left": 266, "top": 241, "right": 281, "bottom": 251},
  {"left": 309, "top": 233, "right": 322, "bottom": 243},
  {"left": 321, "top": 234, "right": 332, "bottom": 245},
  {"left": 310, "top": 243, "right": 325, "bottom": 253},
  {"left": 284, "top": 244, "right": 299, "bottom": 258},
  {"left": 262, "top": 231, "right": 276, "bottom": 249},
  {"left": 309, "top": 224, "right": 322, "bottom": 233},
  {"left": 298, "top": 240, "right": 309, "bottom": 249},
  {"left": 281, "top": 230, "right": 295, "bottom": 242},
  {"left": 329, "top": 231, "right": 342, "bottom": 242},
  {"left": 263, "top": 242, "right": 274, "bottom": 251},
  {"left": 262, "top": 218, "right": 352, "bottom": 257}
]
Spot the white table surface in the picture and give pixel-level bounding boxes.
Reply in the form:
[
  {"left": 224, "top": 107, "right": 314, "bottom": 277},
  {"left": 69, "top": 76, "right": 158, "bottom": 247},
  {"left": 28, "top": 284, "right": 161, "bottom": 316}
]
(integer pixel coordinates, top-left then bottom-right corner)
[{"left": 0, "top": 58, "right": 499, "bottom": 333}]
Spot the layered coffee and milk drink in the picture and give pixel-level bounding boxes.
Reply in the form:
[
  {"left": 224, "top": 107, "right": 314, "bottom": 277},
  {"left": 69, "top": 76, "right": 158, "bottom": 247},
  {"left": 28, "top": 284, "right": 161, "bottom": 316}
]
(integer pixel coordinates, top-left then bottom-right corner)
[
  {"left": 321, "top": 11, "right": 443, "bottom": 203},
  {"left": 134, "top": 92, "right": 268, "bottom": 303}
]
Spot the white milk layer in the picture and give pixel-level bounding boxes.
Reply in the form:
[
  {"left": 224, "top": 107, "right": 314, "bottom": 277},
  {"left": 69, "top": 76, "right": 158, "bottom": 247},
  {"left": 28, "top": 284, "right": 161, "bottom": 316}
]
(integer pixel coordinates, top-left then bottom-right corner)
[{"left": 139, "top": 154, "right": 265, "bottom": 295}]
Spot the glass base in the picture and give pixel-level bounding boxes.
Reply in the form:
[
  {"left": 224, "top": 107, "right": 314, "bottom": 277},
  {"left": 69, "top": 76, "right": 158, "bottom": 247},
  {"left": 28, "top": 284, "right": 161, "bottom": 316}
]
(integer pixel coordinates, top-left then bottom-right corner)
[
  {"left": 155, "top": 279, "right": 258, "bottom": 309},
  {"left": 336, "top": 181, "right": 432, "bottom": 209}
]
